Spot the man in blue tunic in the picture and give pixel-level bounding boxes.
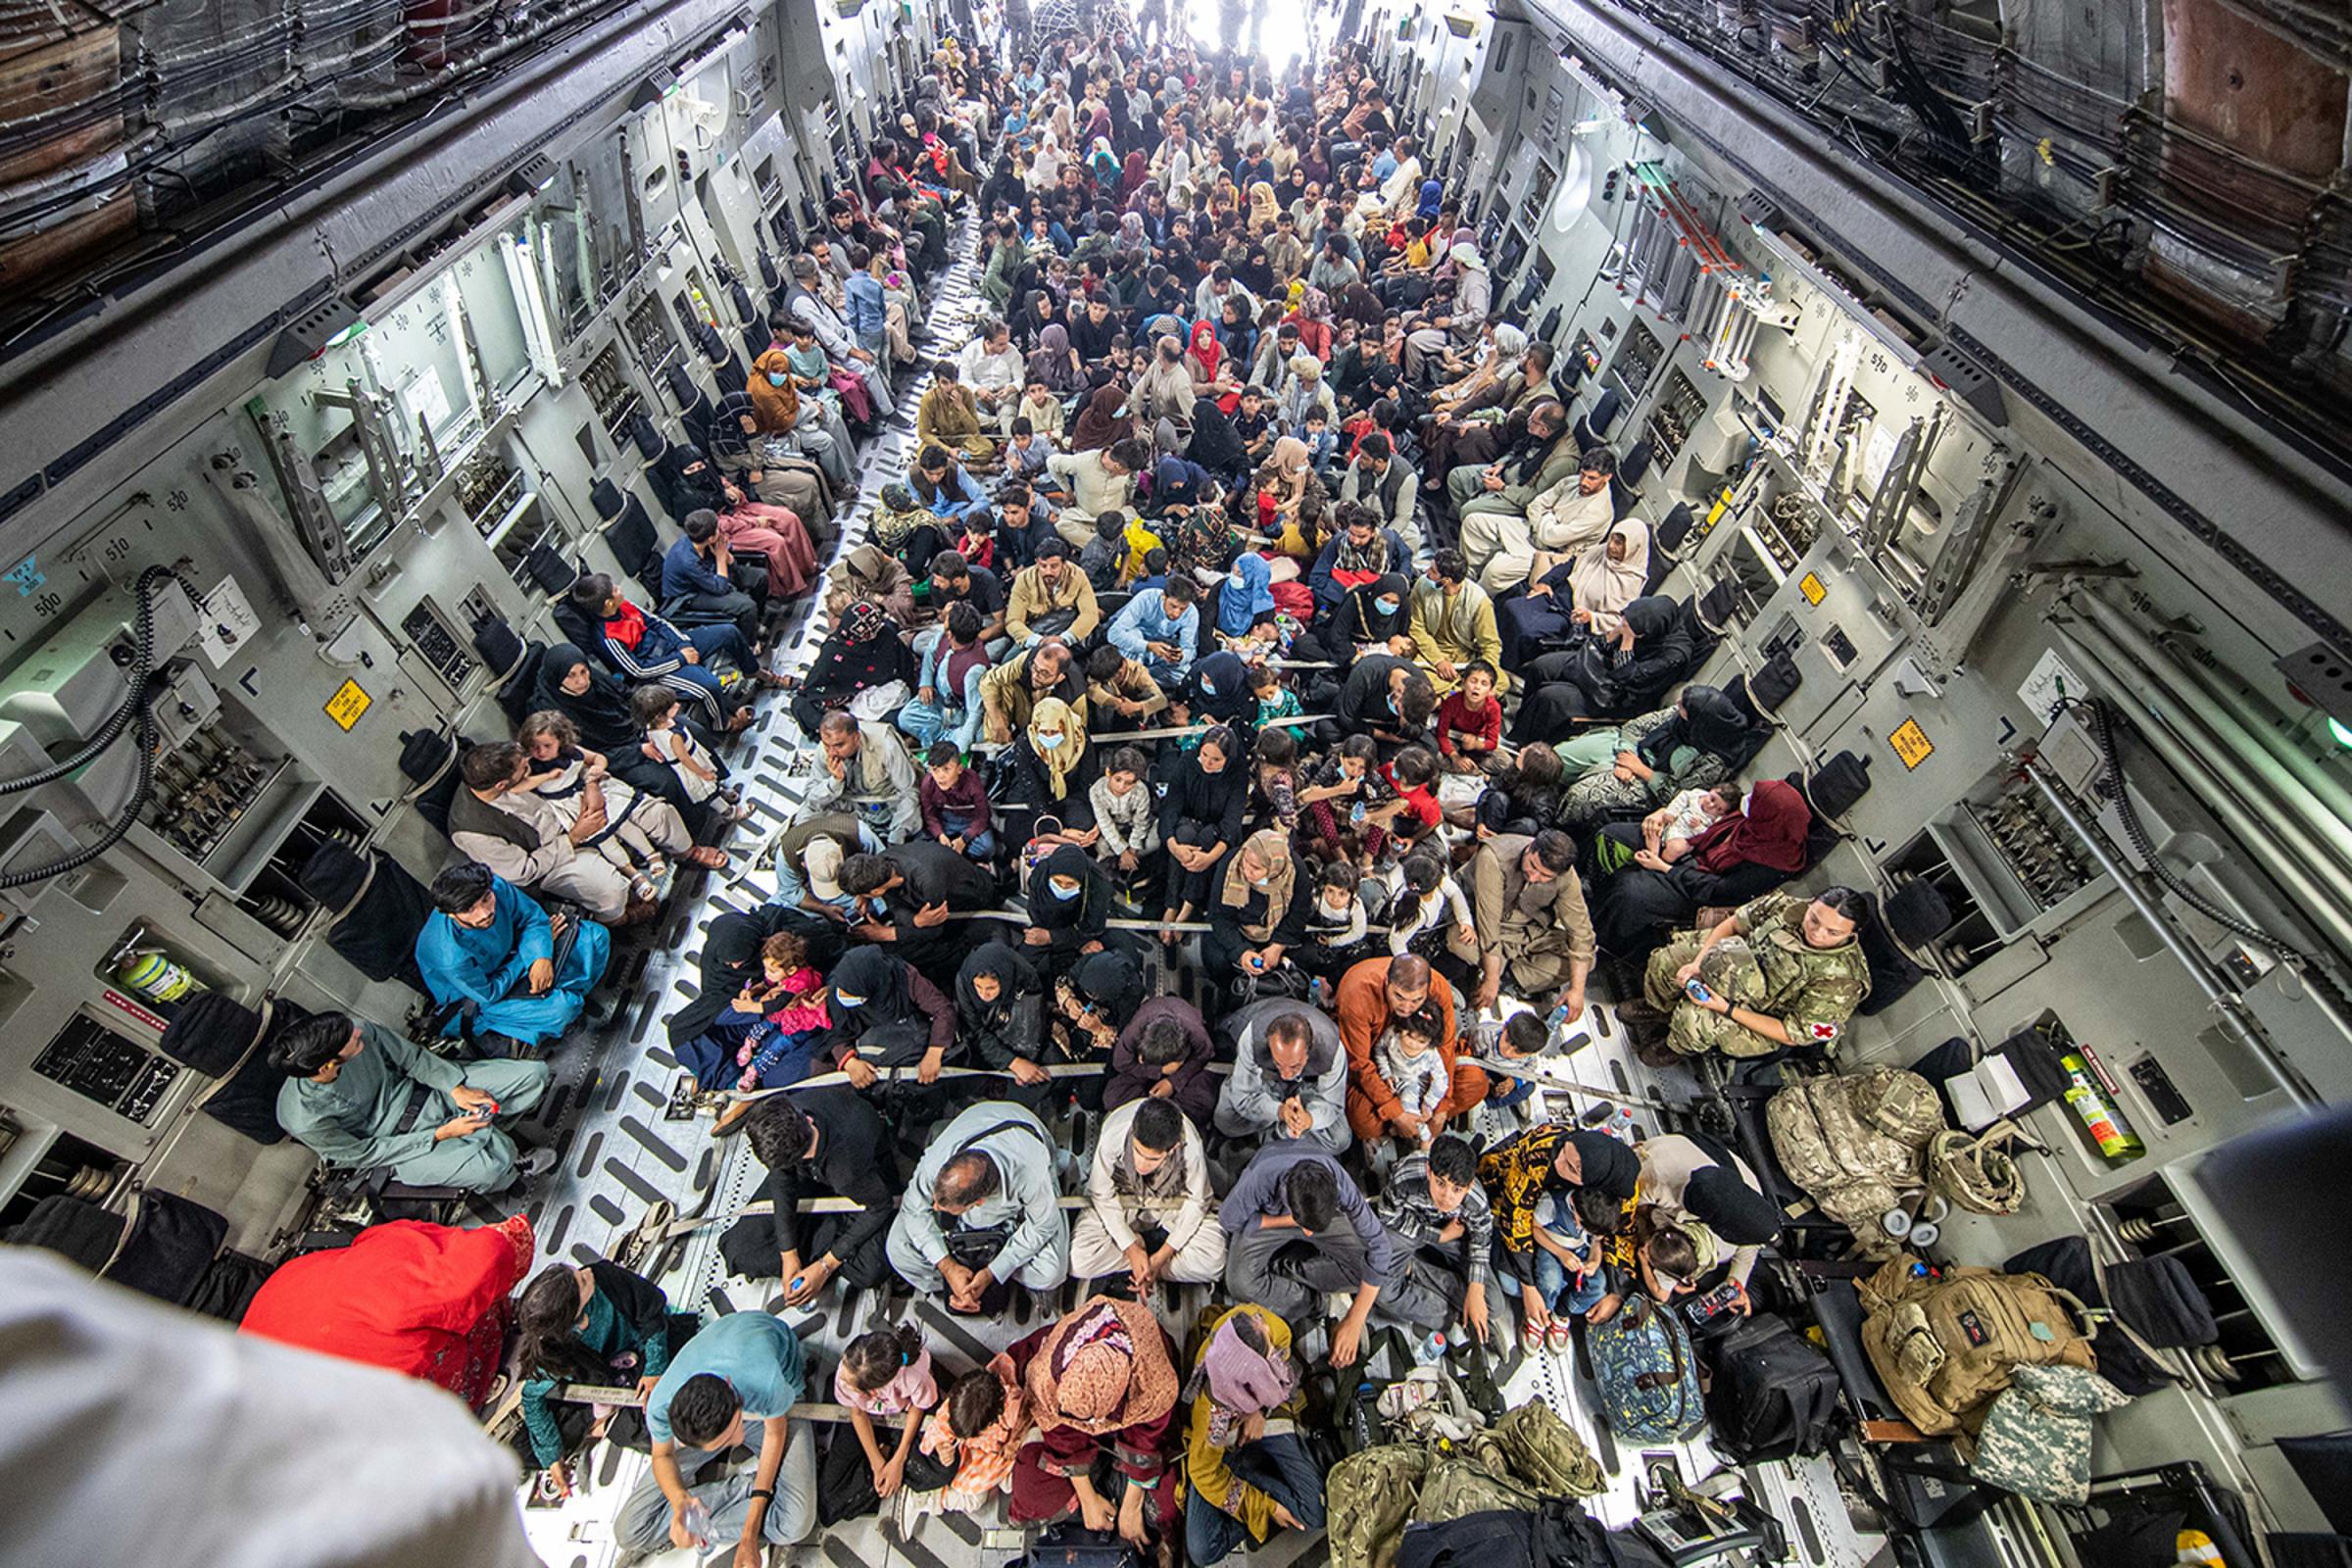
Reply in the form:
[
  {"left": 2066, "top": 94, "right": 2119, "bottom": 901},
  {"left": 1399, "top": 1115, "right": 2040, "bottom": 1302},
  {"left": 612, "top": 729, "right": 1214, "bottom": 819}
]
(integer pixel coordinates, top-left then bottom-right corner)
[{"left": 416, "top": 860, "right": 611, "bottom": 1054}]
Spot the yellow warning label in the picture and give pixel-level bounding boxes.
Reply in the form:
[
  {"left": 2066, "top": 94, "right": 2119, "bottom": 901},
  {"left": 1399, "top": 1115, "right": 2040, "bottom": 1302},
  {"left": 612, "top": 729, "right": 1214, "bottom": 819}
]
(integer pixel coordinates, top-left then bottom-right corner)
[
  {"left": 1888, "top": 717, "right": 1935, "bottom": 770},
  {"left": 324, "top": 679, "right": 372, "bottom": 731},
  {"left": 1798, "top": 572, "right": 1827, "bottom": 606}
]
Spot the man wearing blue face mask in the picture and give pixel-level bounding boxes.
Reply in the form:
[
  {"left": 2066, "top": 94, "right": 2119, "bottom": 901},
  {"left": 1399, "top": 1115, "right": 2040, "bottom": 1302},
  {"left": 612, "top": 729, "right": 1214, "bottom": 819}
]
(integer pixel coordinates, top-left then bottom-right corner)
[
  {"left": 1330, "top": 654, "right": 1435, "bottom": 753},
  {"left": 1307, "top": 504, "right": 1410, "bottom": 617}
]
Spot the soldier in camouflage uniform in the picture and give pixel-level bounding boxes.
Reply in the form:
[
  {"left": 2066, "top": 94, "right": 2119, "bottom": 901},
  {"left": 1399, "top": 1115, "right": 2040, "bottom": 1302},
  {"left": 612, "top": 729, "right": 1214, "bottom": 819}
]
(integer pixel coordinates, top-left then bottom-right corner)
[{"left": 1636, "top": 887, "right": 1870, "bottom": 1057}]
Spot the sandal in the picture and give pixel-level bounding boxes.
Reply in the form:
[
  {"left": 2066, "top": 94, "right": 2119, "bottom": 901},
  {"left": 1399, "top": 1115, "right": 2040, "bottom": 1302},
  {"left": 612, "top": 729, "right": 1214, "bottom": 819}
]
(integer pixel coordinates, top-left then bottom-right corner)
[{"left": 686, "top": 846, "right": 731, "bottom": 869}]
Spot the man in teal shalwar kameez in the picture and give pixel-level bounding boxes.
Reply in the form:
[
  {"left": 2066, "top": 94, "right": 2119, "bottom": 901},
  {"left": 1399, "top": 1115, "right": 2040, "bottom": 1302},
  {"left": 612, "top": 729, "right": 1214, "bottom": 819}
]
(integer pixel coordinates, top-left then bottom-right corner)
[
  {"left": 416, "top": 861, "right": 612, "bottom": 1053},
  {"left": 272, "top": 1011, "right": 553, "bottom": 1192}
]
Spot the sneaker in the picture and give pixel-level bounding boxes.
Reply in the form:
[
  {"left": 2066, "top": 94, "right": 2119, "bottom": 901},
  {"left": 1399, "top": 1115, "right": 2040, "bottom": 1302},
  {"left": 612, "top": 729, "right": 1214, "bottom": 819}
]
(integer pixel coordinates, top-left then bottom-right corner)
[
  {"left": 515, "top": 1147, "right": 558, "bottom": 1181},
  {"left": 1521, "top": 1317, "right": 1547, "bottom": 1354},
  {"left": 1544, "top": 1318, "right": 1575, "bottom": 1354}
]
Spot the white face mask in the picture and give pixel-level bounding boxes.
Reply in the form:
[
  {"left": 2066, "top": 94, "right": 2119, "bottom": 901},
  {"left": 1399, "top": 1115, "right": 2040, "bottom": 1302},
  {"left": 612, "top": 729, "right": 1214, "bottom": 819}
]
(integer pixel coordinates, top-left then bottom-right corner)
[{"left": 1740, "top": 788, "right": 1755, "bottom": 815}]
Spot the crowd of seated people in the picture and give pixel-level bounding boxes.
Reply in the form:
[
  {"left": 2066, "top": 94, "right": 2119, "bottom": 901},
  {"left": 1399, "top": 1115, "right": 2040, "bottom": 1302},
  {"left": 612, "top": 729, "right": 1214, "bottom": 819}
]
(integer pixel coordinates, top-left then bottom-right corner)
[{"left": 241, "top": 22, "right": 1893, "bottom": 1568}]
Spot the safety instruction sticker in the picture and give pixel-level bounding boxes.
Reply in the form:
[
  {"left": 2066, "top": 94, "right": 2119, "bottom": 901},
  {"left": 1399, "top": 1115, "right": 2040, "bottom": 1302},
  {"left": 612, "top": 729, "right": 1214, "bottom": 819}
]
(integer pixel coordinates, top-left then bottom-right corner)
[
  {"left": 1888, "top": 717, "right": 1935, "bottom": 770},
  {"left": 1798, "top": 572, "right": 1827, "bottom": 606},
  {"left": 2018, "top": 647, "right": 2087, "bottom": 725},
  {"left": 324, "top": 679, "right": 372, "bottom": 731}
]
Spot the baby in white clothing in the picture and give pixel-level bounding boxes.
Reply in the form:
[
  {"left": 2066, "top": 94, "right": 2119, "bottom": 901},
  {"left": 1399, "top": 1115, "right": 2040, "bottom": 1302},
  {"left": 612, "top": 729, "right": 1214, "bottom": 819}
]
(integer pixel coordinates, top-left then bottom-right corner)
[{"left": 1373, "top": 1004, "right": 1450, "bottom": 1140}]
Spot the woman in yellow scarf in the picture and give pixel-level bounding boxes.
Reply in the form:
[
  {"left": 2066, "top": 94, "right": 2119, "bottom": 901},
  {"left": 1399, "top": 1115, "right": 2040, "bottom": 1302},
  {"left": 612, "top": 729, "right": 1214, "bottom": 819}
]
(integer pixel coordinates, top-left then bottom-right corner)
[
  {"left": 1207, "top": 827, "right": 1298, "bottom": 981},
  {"left": 1012, "top": 697, "right": 1101, "bottom": 856},
  {"left": 1025, "top": 697, "right": 1088, "bottom": 803}
]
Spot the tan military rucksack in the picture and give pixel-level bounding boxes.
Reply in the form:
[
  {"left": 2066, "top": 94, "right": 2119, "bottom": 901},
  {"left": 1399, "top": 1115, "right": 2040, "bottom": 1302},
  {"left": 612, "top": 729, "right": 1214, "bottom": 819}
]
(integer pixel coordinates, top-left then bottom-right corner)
[{"left": 1857, "top": 1253, "right": 2098, "bottom": 1437}]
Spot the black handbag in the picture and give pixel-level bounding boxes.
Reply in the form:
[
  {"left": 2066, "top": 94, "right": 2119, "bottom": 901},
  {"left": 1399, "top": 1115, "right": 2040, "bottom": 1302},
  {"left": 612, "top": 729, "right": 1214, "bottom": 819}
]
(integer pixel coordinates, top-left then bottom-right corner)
[
  {"left": 937, "top": 1115, "right": 1045, "bottom": 1266},
  {"left": 850, "top": 1019, "right": 934, "bottom": 1069}
]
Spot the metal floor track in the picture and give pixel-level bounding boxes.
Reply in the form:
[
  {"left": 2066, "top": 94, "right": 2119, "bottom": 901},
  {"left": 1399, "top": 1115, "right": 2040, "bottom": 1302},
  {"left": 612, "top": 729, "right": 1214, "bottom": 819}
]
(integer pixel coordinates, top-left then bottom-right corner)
[{"left": 505, "top": 218, "right": 1883, "bottom": 1568}]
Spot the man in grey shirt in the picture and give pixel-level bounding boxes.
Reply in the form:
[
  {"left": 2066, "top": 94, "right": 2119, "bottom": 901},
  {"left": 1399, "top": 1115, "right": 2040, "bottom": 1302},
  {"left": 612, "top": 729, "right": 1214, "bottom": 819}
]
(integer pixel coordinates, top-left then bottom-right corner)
[
  {"left": 886, "top": 1100, "right": 1071, "bottom": 1311},
  {"left": 1215, "top": 1003, "right": 1350, "bottom": 1152}
]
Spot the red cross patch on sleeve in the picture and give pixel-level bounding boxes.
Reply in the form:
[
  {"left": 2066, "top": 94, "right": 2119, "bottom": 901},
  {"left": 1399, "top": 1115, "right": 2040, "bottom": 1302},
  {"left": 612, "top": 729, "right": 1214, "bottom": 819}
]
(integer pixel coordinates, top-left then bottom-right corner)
[{"left": 1807, "top": 1021, "right": 1841, "bottom": 1043}]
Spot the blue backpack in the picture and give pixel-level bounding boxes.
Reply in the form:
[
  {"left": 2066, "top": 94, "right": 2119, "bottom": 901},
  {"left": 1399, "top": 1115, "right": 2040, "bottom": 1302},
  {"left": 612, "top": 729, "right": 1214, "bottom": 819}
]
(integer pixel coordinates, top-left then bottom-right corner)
[{"left": 1586, "top": 1295, "right": 1704, "bottom": 1441}]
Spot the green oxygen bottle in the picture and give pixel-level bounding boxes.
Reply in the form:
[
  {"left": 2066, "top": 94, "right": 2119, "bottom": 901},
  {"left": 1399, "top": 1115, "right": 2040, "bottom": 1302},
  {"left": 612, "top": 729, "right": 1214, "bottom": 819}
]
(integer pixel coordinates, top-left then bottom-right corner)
[{"left": 2059, "top": 1047, "right": 2144, "bottom": 1163}]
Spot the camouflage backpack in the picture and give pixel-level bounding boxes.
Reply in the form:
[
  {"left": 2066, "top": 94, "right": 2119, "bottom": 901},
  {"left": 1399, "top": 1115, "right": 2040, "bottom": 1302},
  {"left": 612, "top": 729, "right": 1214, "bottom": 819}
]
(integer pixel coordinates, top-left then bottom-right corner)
[
  {"left": 1326, "top": 1446, "right": 1431, "bottom": 1568},
  {"left": 1766, "top": 1066, "right": 1945, "bottom": 1238},
  {"left": 1857, "top": 1252, "right": 2099, "bottom": 1437},
  {"left": 1487, "top": 1399, "right": 1606, "bottom": 1497},
  {"left": 1417, "top": 1453, "right": 1545, "bottom": 1524}
]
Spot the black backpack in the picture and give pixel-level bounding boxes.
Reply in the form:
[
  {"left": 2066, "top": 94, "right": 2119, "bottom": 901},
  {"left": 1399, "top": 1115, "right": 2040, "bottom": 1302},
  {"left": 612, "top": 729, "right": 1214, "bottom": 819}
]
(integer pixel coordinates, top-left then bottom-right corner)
[
  {"left": 1701, "top": 1311, "right": 1843, "bottom": 1461},
  {"left": 1018, "top": 1525, "right": 1142, "bottom": 1568}
]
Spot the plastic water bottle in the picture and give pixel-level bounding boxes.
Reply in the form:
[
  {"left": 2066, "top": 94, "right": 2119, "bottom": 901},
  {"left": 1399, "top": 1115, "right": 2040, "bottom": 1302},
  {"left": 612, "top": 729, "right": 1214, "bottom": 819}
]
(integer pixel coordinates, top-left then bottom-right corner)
[
  {"left": 1409, "top": 1328, "right": 1448, "bottom": 1365},
  {"left": 1580, "top": 1102, "right": 1639, "bottom": 1144},
  {"left": 682, "top": 1499, "right": 714, "bottom": 1549}
]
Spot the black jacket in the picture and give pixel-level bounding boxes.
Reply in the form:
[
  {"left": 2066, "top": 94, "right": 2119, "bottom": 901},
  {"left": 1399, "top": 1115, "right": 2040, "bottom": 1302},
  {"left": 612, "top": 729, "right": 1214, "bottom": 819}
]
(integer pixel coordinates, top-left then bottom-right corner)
[{"left": 758, "top": 1088, "right": 898, "bottom": 1264}]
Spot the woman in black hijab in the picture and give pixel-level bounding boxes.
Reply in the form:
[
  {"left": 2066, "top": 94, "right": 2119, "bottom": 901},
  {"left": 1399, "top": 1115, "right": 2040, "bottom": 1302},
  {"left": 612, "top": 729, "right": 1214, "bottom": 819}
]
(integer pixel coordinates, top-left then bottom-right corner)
[
  {"left": 1066, "top": 948, "right": 1147, "bottom": 1025},
  {"left": 956, "top": 942, "right": 1054, "bottom": 1110},
  {"left": 1039, "top": 946, "right": 1146, "bottom": 1109},
  {"left": 664, "top": 903, "right": 846, "bottom": 1074},
  {"left": 532, "top": 641, "right": 717, "bottom": 838},
  {"left": 1180, "top": 651, "right": 1256, "bottom": 730},
  {"left": 819, "top": 946, "right": 957, "bottom": 1091},
  {"left": 1013, "top": 287, "right": 1065, "bottom": 353},
  {"left": 649, "top": 443, "right": 729, "bottom": 520},
  {"left": 1024, "top": 842, "right": 1125, "bottom": 975},
  {"left": 1185, "top": 394, "right": 1248, "bottom": 481},
  {"left": 1154, "top": 725, "right": 1249, "bottom": 942},
  {"left": 1509, "top": 597, "right": 1698, "bottom": 745},
  {"left": 1299, "top": 571, "right": 1411, "bottom": 665}
]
